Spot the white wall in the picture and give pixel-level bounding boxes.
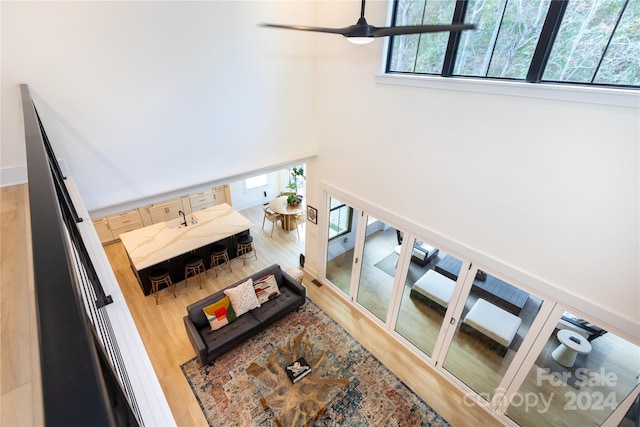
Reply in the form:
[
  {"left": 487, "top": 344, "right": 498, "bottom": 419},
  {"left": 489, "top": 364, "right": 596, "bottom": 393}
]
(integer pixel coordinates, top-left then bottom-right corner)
[
  {"left": 1, "top": 1, "right": 316, "bottom": 210},
  {"left": 2, "top": 1, "right": 638, "bottom": 335},
  {"left": 228, "top": 169, "right": 286, "bottom": 211},
  {"left": 302, "top": 1, "right": 639, "bottom": 336}
]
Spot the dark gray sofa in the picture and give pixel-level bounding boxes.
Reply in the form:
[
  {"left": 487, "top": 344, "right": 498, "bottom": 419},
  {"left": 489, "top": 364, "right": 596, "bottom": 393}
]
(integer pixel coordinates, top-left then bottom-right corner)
[{"left": 183, "top": 264, "right": 306, "bottom": 366}]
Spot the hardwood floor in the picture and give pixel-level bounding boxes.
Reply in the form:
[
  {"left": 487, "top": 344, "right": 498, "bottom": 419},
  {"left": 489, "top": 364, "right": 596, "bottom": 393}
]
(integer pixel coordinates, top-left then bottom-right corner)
[
  {"left": 0, "top": 186, "right": 499, "bottom": 426},
  {"left": 3, "top": 184, "right": 636, "bottom": 426},
  {"left": 0, "top": 185, "right": 43, "bottom": 426},
  {"left": 101, "top": 203, "right": 501, "bottom": 427}
]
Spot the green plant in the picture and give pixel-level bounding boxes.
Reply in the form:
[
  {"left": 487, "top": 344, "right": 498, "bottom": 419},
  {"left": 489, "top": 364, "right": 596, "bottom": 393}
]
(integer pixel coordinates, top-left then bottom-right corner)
[
  {"left": 286, "top": 181, "right": 298, "bottom": 191},
  {"left": 287, "top": 166, "right": 305, "bottom": 194},
  {"left": 287, "top": 194, "right": 298, "bottom": 205}
]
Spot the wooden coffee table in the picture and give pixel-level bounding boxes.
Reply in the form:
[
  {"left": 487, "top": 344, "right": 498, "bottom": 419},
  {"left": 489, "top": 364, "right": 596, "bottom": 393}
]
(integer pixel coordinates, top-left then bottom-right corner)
[{"left": 246, "top": 329, "right": 349, "bottom": 426}]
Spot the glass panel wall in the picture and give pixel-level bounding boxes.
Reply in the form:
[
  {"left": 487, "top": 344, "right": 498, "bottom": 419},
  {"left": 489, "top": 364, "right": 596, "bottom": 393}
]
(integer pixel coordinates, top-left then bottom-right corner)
[
  {"left": 442, "top": 267, "right": 545, "bottom": 401},
  {"left": 506, "top": 313, "right": 640, "bottom": 426},
  {"left": 325, "top": 197, "right": 359, "bottom": 296},
  {"left": 394, "top": 235, "right": 457, "bottom": 357},
  {"left": 355, "top": 216, "right": 397, "bottom": 322}
]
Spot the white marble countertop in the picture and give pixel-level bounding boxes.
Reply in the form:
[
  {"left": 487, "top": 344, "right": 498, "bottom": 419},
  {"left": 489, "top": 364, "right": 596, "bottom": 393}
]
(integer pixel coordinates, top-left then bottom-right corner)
[{"left": 119, "top": 203, "right": 252, "bottom": 270}]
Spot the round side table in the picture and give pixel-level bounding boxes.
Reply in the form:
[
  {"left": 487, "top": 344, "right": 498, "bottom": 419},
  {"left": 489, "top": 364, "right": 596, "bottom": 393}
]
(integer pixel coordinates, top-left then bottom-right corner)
[{"left": 551, "top": 329, "right": 592, "bottom": 367}]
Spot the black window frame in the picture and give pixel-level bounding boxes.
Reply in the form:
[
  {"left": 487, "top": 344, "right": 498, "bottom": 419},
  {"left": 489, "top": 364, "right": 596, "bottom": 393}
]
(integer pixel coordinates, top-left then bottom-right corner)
[
  {"left": 328, "top": 201, "right": 353, "bottom": 241},
  {"left": 386, "top": 0, "right": 639, "bottom": 89}
]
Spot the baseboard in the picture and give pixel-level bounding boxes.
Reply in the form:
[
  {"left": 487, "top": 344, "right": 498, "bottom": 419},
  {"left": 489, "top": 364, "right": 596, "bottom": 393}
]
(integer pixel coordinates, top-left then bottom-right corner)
[{"left": 0, "top": 164, "right": 28, "bottom": 187}]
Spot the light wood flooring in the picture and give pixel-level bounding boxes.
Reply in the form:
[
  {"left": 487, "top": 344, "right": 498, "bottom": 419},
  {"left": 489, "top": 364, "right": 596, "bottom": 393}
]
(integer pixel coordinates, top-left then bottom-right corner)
[
  {"left": 0, "top": 185, "right": 500, "bottom": 426},
  {"left": 3, "top": 184, "right": 637, "bottom": 426},
  {"left": 0, "top": 185, "right": 44, "bottom": 426},
  {"left": 326, "top": 226, "right": 640, "bottom": 427},
  {"left": 101, "top": 204, "right": 500, "bottom": 426}
]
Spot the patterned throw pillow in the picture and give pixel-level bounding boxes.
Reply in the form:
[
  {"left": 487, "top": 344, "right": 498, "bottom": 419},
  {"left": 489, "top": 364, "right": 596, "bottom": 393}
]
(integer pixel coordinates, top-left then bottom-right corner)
[
  {"left": 253, "top": 274, "right": 281, "bottom": 304},
  {"left": 224, "top": 278, "right": 261, "bottom": 317},
  {"left": 202, "top": 296, "right": 237, "bottom": 331}
]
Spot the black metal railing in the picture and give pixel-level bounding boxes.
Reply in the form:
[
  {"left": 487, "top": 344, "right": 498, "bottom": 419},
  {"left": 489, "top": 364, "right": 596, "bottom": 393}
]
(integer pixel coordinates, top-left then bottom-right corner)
[{"left": 21, "top": 84, "right": 142, "bottom": 426}]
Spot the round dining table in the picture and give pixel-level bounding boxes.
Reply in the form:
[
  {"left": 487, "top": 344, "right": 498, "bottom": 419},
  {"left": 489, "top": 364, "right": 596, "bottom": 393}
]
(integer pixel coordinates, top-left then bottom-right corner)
[{"left": 268, "top": 196, "right": 305, "bottom": 231}]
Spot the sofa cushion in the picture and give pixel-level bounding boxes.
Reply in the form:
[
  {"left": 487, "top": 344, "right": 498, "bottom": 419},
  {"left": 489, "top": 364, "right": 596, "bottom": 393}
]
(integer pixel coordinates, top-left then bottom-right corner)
[
  {"left": 203, "top": 296, "right": 237, "bottom": 331},
  {"left": 250, "top": 285, "right": 303, "bottom": 327},
  {"left": 188, "top": 292, "right": 227, "bottom": 329},
  {"left": 200, "top": 312, "right": 261, "bottom": 357},
  {"left": 225, "top": 278, "right": 260, "bottom": 316},
  {"left": 253, "top": 274, "right": 281, "bottom": 304}
]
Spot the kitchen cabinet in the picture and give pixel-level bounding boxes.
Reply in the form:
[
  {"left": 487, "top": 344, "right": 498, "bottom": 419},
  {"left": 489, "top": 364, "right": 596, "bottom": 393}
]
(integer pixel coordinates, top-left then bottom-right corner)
[
  {"left": 107, "top": 209, "right": 144, "bottom": 240},
  {"left": 213, "top": 184, "right": 230, "bottom": 206},
  {"left": 144, "top": 198, "right": 185, "bottom": 225},
  {"left": 93, "top": 209, "right": 144, "bottom": 244},
  {"left": 93, "top": 217, "right": 114, "bottom": 244},
  {"left": 189, "top": 190, "right": 215, "bottom": 212}
]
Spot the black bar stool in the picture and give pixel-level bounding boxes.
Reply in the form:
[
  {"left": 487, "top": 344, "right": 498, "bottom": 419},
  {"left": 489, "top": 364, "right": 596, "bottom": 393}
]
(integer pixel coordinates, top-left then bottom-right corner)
[
  {"left": 210, "top": 244, "right": 232, "bottom": 277},
  {"left": 184, "top": 255, "right": 206, "bottom": 289},
  {"left": 236, "top": 234, "right": 257, "bottom": 265},
  {"left": 149, "top": 267, "right": 175, "bottom": 305}
]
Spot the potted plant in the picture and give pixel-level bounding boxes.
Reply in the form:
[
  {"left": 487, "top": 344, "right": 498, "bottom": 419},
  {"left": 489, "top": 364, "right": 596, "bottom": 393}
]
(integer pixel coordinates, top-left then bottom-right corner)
[
  {"left": 286, "top": 166, "right": 305, "bottom": 205},
  {"left": 287, "top": 194, "right": 299, "bottom": 206}
]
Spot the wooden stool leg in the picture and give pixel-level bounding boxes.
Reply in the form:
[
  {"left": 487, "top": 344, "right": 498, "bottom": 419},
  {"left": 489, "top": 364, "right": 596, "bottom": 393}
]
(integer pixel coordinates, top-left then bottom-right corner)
[
  {"left": 224, "top": 252, "right": 232, "bottom": 272},
  {"left": 152, "top": 281, "right": 159, "bottom": 305},
  {"left": 168, "top": 278, "right": 176, "bottom": 298}
]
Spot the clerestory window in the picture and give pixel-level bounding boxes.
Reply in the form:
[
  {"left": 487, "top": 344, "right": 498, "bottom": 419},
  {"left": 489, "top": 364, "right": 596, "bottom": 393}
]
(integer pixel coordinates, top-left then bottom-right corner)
[{"left": 387, "top": 0, "right": 640, "bottom": 88}]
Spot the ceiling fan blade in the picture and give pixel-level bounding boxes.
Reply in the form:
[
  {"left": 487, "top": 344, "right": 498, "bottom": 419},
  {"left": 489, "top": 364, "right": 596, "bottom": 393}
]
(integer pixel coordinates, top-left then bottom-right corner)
[
  {"left": 259, "top": 23, "right": 350, "bottom": 36},
  {"left": 372, "top": 23, "right": 475, "bottom": 38}
]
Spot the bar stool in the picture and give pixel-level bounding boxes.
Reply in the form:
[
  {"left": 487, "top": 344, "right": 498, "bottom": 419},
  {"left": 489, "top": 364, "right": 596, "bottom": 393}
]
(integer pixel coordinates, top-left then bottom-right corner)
[
  {"left": 184, "top": 255, "right": 206, "bottom": 289},
  {"left": 149, "top": 267, "right": 175, "bottom": 305},
  {"left": 236, "top": 234, "right": 257, "bottom": 265},
  {"left": 210, "top": 244, "right": 232, "bottom": 277}
]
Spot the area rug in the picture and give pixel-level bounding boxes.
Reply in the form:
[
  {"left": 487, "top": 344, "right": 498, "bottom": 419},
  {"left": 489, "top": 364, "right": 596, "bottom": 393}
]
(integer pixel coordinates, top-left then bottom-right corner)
[{"left": 181, "top": 299, "right": 450, "bottom": 427}]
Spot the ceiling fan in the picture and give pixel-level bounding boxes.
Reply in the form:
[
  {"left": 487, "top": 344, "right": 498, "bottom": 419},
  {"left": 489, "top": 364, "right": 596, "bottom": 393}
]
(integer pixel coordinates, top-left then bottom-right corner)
[{"left": 260, "top": 0, "right": 475, "bottom": 44}]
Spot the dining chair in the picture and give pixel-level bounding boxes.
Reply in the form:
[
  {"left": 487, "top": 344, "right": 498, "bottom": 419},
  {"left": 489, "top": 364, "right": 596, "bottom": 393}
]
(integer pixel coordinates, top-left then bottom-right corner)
[
  {"left": 291, "top": 212, "right": 306, "bottom": 240},
  {"left": 262, "top": 206, "right": 283, "bottom": 238}
]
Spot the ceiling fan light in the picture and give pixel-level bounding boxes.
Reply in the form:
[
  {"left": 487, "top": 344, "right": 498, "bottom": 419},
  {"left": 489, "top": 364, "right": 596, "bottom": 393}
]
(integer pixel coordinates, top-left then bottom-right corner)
[{"left": 347, "top": 36, "right": 375, "bottom": 45}]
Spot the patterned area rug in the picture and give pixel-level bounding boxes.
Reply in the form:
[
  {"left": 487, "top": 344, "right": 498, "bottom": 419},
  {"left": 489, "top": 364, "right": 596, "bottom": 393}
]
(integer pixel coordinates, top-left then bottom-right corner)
[{"left": 181, "top": 299, "right": 450, "bottom": 427}]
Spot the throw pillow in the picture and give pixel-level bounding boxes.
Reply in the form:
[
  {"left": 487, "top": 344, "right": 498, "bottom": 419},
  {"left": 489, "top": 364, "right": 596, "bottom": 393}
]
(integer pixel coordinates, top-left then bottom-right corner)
[
  {"left": 224, "top": 278, "right": 260, "bottom": 317},
  {"left": 202, "top": 296, "right": 237, "bottom": 331},
  {"left": 253, "top": 274, "right": 281, "bottom": 304}
]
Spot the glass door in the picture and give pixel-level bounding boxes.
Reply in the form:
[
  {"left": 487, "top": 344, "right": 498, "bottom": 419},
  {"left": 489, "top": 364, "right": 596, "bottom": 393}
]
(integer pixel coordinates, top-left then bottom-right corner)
[
  {"left": 325, "top": 197, "right": 359, "bottom": 296},
  {"left": 503, "top": 310, "right": 640, "bottom": 426},
  {"left": 393, "top": 235, "right": 459, "bottom": 358},
  {"left": 354, "top": 214, "right": 398, "bottom": 322},
  {"left": 439, "top": 263, "right": 554, "bottom": 407}
]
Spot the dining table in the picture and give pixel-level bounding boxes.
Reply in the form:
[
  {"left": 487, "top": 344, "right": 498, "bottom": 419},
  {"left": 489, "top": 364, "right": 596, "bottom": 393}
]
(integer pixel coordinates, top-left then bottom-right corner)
[{"left": 268, "top": 195, "right": 306, "bottom": 231}]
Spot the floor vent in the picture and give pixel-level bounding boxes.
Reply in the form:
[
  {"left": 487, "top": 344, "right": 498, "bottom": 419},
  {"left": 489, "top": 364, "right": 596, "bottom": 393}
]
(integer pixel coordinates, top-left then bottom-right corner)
[{"left": 311, "top": 279, "right": 323, "bottom": 287}]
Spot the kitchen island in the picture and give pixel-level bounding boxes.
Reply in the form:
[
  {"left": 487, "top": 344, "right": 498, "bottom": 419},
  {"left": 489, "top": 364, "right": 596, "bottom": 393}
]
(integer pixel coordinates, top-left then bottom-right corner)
[{"left": 119, "top": 203, "right": 252, "bottom": 296}]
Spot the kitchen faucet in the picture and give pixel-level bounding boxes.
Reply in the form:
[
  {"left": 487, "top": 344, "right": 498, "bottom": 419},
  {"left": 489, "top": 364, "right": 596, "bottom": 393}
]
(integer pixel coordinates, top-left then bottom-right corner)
[{"left": 178, "top": 210, "right": 187, "bottom": 227}]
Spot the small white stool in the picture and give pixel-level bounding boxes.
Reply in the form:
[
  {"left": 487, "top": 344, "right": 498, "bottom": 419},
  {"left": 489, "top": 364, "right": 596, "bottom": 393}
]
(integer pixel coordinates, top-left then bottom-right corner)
[{"left": 552, "top": 329, "right": 592, "bottom": 367}]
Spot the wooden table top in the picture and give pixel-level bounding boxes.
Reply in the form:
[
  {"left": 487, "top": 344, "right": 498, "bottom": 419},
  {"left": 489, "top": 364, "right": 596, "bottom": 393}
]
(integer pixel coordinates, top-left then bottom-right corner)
[{"left": 269, "top": 195, "right": 305, "bottom": 216}]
